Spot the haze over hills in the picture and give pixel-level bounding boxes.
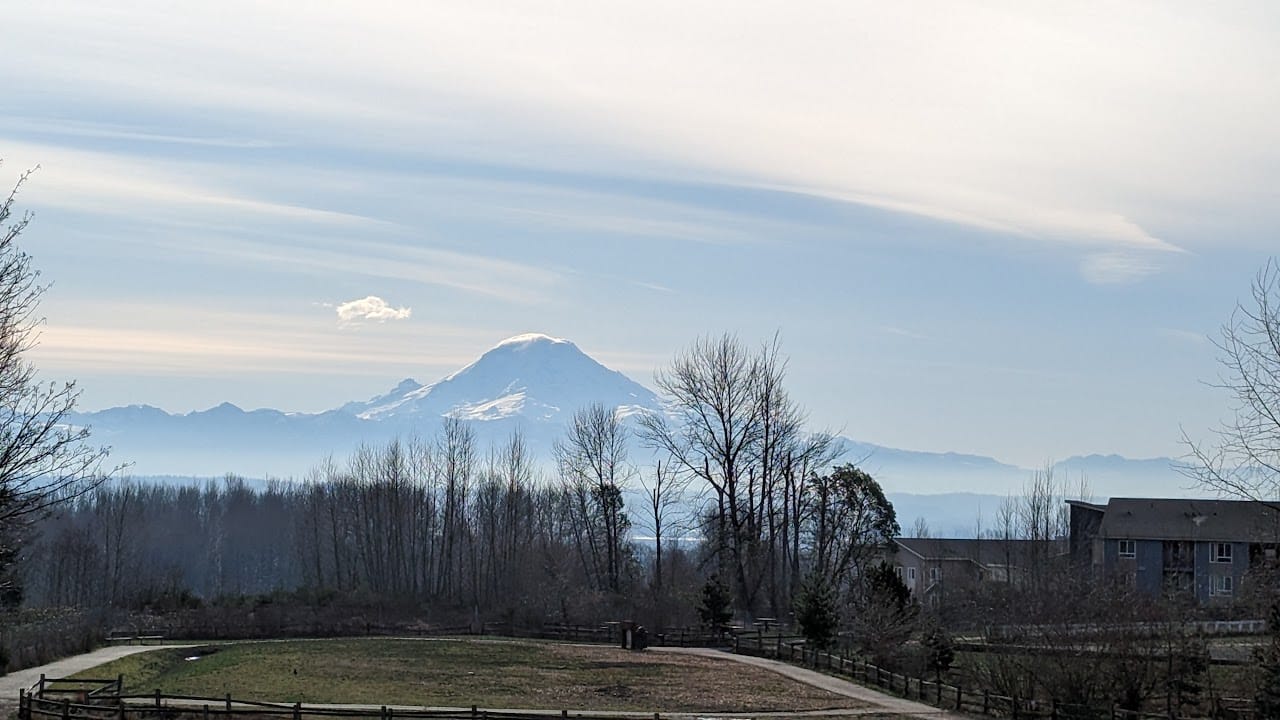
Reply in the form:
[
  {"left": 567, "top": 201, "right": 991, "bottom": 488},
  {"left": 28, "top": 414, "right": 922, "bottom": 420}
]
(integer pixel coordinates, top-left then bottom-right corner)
[{"left": 71, "top": 333, "right": 1194, "bottom": 500}]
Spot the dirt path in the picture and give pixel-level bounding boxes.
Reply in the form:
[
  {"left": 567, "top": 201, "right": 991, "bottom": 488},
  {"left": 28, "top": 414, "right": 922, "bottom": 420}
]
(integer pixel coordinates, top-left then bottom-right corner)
[{"left": 652, "top": 648, "right": 965, "bottom": 720}]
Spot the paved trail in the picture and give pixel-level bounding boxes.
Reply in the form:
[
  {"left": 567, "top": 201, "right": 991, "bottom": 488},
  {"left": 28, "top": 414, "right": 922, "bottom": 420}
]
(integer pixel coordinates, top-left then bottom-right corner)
[
  {"left": 0, "top": 644, "right": 197, "bottom": 705},
  {"left": 653, "top": 648, "right": 965, "bottom": 720}
]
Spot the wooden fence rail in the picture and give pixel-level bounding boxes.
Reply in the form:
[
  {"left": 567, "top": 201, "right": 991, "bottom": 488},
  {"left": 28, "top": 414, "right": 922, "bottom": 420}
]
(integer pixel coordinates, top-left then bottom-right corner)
[
  {"left": 17, "top": 627, "right": 1260, "bottom": 720},
  {"left": 732, "top": 632, "right": 1258, "bottom": 720},
  {"left": 20, "top": 677, "right": 680, "bottom": 720}
]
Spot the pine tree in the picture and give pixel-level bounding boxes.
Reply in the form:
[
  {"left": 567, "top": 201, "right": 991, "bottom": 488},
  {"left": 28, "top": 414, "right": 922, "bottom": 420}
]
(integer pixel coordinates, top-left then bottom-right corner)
[
  {"left": 697, "top": 574, "right": 733, "bottom": 629},
  {"left": 795, "top": 571, "right": 839, "bottom": 650}
]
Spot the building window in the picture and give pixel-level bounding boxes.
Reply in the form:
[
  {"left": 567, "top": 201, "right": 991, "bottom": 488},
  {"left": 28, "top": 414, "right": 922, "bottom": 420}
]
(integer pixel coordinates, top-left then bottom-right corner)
[
  {"left": 1212, "top": 543, "right": 1233, "bottom": 564},
  {"left": 1212, "top": 575, "right": 1233, "bottom": 596},
  {"left": 1118, "top": 539, "right": 1136, "bottom": 558},
  {"left": 929, "top": 567, "right": 940, "bottom": 582},
  {"left": 895, "top": 566, "right": 903, "bottom": 579},
  {"left": 908, "top": 567, "right": 917, "bottom": 581}
]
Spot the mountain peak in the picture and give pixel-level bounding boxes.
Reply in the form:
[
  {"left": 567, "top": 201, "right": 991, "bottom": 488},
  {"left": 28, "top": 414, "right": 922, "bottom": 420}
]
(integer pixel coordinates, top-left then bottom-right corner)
[
  {"left": 491, "top": 333, "right": 572, "bottom": 351},
  {"left": 341, "top": 333, "right": 659, "bottom": 422}
]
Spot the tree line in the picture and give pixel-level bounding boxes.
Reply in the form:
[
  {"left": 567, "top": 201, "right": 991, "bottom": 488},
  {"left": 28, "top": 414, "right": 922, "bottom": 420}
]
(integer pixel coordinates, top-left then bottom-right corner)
[{"left": 20, "top": 335, "right": 906, "bottom": 636}]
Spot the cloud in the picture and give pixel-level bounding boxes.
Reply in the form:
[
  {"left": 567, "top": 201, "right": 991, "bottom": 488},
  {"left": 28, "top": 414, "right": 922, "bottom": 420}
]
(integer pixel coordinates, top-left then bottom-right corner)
[
  {"left": 879, "top": 326, "right": 929, "bottom": 341},
  {"left": 6, "top": 2, "right": 1278, "bottom": 259},
  {"left": 1079, "top": 251, "right": 1163, "bottom": 285},
  {"left": 31, "top": 303, "right": 492, "bottom": 379},
  {"left": 4, "top": 140, "right": 385, "bottom": 227},
  {"left": 1156, "top": 328, "right": 1210, "bottom": 345},
  {"left": 336, "top": 296, "right": 412, "bottom": 324}
]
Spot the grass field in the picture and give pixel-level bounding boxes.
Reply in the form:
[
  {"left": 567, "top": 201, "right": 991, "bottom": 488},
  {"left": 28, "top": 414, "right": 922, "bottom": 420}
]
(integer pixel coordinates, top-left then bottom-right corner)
[{"left": 75, "top": 638, "right": 867, "bottom": 713}]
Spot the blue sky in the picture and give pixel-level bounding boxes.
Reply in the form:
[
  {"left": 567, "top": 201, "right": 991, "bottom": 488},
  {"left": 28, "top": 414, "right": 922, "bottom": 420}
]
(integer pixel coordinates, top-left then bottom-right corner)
[{"left": 2, "top": 2, "right": 1278, "bottom": 467}]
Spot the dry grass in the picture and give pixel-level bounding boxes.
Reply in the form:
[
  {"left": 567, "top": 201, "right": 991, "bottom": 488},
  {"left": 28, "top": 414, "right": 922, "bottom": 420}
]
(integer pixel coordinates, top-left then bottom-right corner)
[{"left": 75, "top": 638, "right": 866, "bottom": 713}]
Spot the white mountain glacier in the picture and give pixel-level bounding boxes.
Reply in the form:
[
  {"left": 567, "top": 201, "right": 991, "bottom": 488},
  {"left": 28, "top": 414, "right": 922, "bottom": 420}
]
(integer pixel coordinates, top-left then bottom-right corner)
[{"left": 70, "top": 332, "right": 1188, "bottom": 498}]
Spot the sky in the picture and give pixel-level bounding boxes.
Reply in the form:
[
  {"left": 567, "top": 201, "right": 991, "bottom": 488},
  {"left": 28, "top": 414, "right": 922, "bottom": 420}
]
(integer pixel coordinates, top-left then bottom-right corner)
[{"left": 1, "top": 2, "right": 1278, "bottom": 468}]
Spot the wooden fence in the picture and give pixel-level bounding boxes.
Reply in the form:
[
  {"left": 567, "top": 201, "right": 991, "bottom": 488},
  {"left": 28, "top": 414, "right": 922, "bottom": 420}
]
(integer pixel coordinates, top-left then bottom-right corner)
[
  {"left": 21, "top": 626, "right": 1259, "bottom": 720},
  {"left": 732, "top": 633, "right": 1259, "bottom": 720},
  {"left": 19, "top": 677, "right": 674, "bottom": 720}
]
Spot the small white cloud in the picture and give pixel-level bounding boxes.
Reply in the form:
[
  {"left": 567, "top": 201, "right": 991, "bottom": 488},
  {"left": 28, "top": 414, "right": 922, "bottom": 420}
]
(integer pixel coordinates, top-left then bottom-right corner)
[
  {"left": 1079, "top": 251, "right": 1161, "bottom": 285},
  {"left": 1156, "top": 328, "right": 1209, "bottom": 345},
  {"left": 336, "top": 296, "right": 412, "bottom": 324},
  {"left": 879, "top": 325, "right": 928, "bottom": 341}
]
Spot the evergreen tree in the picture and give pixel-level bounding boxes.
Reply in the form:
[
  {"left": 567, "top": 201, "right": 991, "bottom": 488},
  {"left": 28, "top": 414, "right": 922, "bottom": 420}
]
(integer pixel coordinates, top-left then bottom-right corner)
[
  {"left": 795, "top": 571, "right": 839, "bottom": 649},
  {"left": 697, "top": 574, "right": 733, "bottom": 629}
]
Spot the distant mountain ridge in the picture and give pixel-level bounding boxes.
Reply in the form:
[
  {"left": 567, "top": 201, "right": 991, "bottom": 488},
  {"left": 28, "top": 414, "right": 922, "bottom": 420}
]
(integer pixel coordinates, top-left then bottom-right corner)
[{"left": 70, "top": 333, "right": 1191, "bottom": 496}]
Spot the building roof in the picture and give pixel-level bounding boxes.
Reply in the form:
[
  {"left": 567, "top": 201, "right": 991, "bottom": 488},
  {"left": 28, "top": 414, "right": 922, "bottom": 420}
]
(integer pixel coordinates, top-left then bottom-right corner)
[
  {"left": 896, "top": 537, "right": 1058, "bottom": 567},
  {"left": 1096, "top": 498, "right": 1280, "bottom": 543}
]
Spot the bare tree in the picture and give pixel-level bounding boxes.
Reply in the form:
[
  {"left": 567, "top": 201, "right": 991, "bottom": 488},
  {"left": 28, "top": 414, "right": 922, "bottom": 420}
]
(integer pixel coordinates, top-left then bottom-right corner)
[
  {"left": 641, "top": 333, "right": 838, "bottom": 617},
  {"left": 1182, "top": 259, "right": 1280, "bottom": 511},
  {"left": 637, "top": 456, "right": 691, "bottom": 629},
  {"left": 0, "top": 166, "right": 116, "bottom": 599},
  {"left": 555, "top": 403, "right": 634, "bottom": 592}
]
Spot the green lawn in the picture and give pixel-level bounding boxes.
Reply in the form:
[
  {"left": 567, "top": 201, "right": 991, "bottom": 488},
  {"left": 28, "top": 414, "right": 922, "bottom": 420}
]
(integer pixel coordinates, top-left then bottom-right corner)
[{"left": 75, "top": 638, "right": 866, "bottom": 713}]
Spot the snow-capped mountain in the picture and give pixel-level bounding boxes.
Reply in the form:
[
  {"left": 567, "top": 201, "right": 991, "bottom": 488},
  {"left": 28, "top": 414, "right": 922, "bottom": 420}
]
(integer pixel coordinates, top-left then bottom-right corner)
[
  {"left": 71, "top": 333, "right": 663, "bottom": 477},
  {"left": 69, "top": 332, "right": 1191, "bottom": 498},
  {"left": 339, "top": 334, "right": 659, "bottom": 423}
]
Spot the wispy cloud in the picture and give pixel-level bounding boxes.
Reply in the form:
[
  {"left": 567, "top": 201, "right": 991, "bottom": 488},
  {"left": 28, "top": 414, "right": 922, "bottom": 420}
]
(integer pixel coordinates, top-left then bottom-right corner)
[
  {"left": 0, "top": 117, "right": 278, "bottom": 149},
  {"left": 336, "top": 296, "right": 412, "bottom": 324},
  {"left": 31, "top": 304, "right": 493, "bottom": 379},
  {"left": 1156, "top": 328, "right": 1210, "bottom": 345},
  {"left": 6, "top": 141, "right": 384, "bottom": 227},
  {"left": 7, "top": 2, "right": 1276, "bottom": 262},
  {"left": 1079, "top": 251, "right": 1164, "bottom": 285},
  {"left": 631, "top": 280, "right": 675, "bottom": 294},
  {"left": 879, "top": 325, "right": 929, "bottom": 341}
]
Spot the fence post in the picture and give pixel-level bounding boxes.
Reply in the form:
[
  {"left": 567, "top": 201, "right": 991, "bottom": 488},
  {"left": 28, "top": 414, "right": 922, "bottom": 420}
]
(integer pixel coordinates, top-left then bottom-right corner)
[
  {"left": 226, "top": 693, "right": 232, "bottom": 712},
  {"left": 62, "top": 699, "right": 70, "bottom": 720},
  {"left": 155, "top": 689, "right": 162, "bottom": 709},
  {"left": 204, "top": 704, "right": 210, "bottom": 720},
  {"left": 471, "top": 706, "right": 478, "bottom": 720},
  {"left": 39, "top": 674, "right": 45, "bottom": 698},
  {"left": 294, "top": 702, "right": 301, "bottom": 720},
  {"left": 935, "top": 680, "right": 942, "bottom": 704},
  {"left": 117, "top": 674, "right": 124, "bottom": 695},
  {"left": 983, "top": 691, "right": 990, "bottom": 715},
  {"left": 955, "top": 686, "right": 963, "bottom": 711},
  {"left": 734, "top": 634, "right": 740, "bottom": 654},
  {"left": 1051, "top": 699, "right": 1059, "bottom": 720},
  {"left": 1012, "top": 696, "right": 1019, "bottom": 720}
]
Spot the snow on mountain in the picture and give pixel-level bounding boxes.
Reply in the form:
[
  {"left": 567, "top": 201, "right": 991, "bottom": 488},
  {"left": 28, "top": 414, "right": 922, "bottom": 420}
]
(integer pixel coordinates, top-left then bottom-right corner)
[
  {"left": 73, "top": 333, "right": 663, "bottom": 477},
  {"left": 70, "top": 332, "right": 1187, "bottom": 498},
  {"left": 338, "top": 333, "right": 660, "bottom": 423}
]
